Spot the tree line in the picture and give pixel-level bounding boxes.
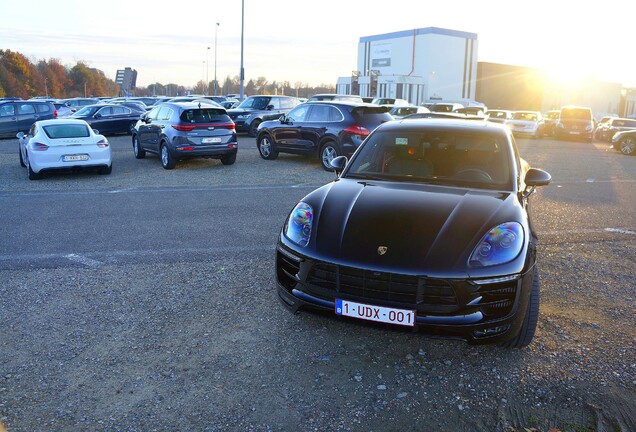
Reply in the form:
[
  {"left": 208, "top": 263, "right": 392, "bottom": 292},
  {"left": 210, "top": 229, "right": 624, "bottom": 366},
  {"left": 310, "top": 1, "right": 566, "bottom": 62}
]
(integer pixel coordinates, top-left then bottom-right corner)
[{"left": 0, "top": 49, "right": 335, "bottom": 99}]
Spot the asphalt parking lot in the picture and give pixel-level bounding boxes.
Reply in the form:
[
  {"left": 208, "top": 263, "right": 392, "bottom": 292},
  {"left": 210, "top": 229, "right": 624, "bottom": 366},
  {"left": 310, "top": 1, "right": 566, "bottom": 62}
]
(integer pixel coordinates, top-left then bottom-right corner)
[{"left": 0, "top": 132, "right": 634, "bottom": 431}]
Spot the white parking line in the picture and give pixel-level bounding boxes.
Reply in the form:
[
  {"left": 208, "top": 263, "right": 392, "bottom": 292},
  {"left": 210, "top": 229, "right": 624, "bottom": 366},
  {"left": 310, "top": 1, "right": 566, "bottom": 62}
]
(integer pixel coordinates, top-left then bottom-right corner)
[{"left": 64, "top": 254, "right": 103, "bottom": 267}]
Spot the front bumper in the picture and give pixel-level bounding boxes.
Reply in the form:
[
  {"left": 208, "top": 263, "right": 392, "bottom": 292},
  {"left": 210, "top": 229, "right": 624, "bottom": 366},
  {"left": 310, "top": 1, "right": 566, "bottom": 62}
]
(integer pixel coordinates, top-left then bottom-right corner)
[{"left": 276, "top": 244, "right": 534, "bottom": 345}]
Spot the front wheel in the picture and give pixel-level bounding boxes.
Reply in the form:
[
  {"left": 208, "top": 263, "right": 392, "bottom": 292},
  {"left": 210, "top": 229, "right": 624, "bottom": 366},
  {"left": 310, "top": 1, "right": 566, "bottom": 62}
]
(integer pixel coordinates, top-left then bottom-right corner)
[
  {"left": 257, "top": 134, "right": 278, "bottom": 160},
  {"left": 619, "top": 137, "right": 636, "bottom": 155},
  {"left": 501, "top": 268, "right": 540, "bottom": 348},
  {"left": 320, "top": 141, "right": 340, "bottom": 171},
  {"left": 160, "top": 143, "right": 176, "bottom": 169}
]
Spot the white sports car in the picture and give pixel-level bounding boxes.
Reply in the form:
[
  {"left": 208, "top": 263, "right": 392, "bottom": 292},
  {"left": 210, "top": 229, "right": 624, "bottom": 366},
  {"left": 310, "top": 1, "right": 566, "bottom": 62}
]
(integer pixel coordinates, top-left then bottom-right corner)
[{"left": 17, "top": 119, "right": 112, "bottom": 180}]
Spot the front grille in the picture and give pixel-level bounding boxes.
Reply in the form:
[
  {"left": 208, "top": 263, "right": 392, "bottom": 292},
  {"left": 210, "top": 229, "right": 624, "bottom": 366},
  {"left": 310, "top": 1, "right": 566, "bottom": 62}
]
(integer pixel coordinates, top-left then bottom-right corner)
[
  {"left": 276, "top": 249, "right": 301, "bottom": 290},
  {"left": 306, "top": 263, "right": 457, "bottom": 311}
]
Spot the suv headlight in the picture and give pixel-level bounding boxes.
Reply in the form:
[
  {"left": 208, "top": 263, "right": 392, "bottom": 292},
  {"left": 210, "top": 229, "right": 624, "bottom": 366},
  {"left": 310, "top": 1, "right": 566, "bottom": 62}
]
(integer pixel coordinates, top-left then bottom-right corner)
[
  {"left": 285, "top": 202, "right": 313, "bottom": 247},
  {"left": 469, "top": 222, "right": 524, "bottom": 267}
]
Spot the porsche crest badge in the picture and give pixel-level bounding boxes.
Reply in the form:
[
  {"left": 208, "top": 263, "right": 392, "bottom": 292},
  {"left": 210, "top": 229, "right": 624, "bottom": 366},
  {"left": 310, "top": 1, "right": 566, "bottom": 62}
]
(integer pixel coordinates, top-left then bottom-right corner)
[{"left": 377, "top": 246, "right": 388, "bottom": 255}]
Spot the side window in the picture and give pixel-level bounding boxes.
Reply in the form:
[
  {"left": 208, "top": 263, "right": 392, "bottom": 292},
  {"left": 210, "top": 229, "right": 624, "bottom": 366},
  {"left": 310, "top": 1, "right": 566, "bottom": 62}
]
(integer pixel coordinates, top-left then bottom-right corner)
[
  {"left": 36, "top": 104, "right": 51, "bottom": 113},
  {"left": 307, "top": 105, "right": 331, "bottom": 122},
  {"left": 98, "top": 107, "right": 113, "bottom": 116},
  {"left": 287, "top": 105, "right": 310, "bottom": 122},
  {"left": 157, "top": 107, "right": 172, "bottom": 121},
  {"left": 18, "top": 104, "right": 36, "bottom": 115},
  {"left": 268, "top": 98, "right": 281, "bottom": 110},
  {"left": 112, "top": 106, "right": 126, "bottom": 115},
  {"left": 280, "top": 98, "right": 295, "bottom": 109},
  {"left": 146, "top": 107, "right": 161, "bottom": 121},
  {"left": 0, "top": 104, "right": 15, "bottom": 117}
]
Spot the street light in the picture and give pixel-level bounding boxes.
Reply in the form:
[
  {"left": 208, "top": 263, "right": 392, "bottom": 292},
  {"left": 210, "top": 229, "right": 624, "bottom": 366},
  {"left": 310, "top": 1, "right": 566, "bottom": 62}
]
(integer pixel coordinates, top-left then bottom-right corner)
[
  {"left": 239, "top": 0, "right": 244, "bottom": 100},
  {"left": 44, "top": 78, "right": 48, "bottom": 97},
  {"left": 202, "top": 60, "right": 205, "bottom": 94},
  {"left": 206, "top": 47, "right": 210, "bottom": 95},
  {"left": 214, "top": 22, "right": 219, "bottom": 96}
]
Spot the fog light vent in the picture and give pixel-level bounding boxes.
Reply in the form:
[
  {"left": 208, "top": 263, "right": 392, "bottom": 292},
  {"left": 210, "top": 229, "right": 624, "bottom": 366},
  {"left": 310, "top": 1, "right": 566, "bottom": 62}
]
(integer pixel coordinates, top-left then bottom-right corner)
[{"left": 473, "top": 324, "right": 510, "bottom": 338}]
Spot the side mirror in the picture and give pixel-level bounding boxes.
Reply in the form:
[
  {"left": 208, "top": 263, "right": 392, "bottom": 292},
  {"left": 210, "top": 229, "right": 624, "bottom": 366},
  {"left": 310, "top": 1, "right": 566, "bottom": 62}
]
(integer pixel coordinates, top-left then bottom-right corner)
[
  {"left": 94, "top": 113, "right": 102, "bottom": 119},
  {"left": 330, "top": 155, "right": 348, "bottom": 177},
  {"left": 143, "top": 115, "right": 151, "bottom": 123},
  {"left": 266, "top": 104, "right": 274, "bottom": 110},
  {"left": 525, "top": 168, "right": 551, "bottom": 187},
  {"left": 16, "top": 132, "right": 25, "bottom": 139},
  {"left": 279, "top": 114, "right": 287, "bottom": 124}
]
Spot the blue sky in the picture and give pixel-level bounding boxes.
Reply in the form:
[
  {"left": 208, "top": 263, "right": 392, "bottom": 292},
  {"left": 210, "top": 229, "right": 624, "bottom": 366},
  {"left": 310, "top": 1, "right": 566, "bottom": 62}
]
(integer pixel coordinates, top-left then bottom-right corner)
[{"left": 1, "top": 0, "right": 633, "bottom": 88}]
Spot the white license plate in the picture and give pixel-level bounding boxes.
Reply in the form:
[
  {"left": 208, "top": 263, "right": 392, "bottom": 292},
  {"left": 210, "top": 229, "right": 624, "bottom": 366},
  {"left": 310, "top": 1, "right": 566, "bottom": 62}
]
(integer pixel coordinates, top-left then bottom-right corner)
[
  {"left": 202, "top": 137, "right": 222, "bottom": 144},
  {"left": 569, "top": 131, "right": 580, "bottom": 135},
  {"left": 335, "top": 299, "right": 415, "bottom": 327},
  {"left": 63, "top": 155, "right": 89, "bottom": 162}
]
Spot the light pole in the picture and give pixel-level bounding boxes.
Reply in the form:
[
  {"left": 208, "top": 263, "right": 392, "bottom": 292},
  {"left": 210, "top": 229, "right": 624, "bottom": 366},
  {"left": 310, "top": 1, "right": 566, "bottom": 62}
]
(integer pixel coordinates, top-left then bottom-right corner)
[
  {"left": 239, "top": 0, "right": 244, "bottom": 100},
  {"left": 206, "top": 47, "right": 210, "bottom": 95},
  {"left": 44, "top": 78, "right": 48, "bottom": 97},
  {"left": 214, "top": 22, "right": 219, "bottom": 96}
]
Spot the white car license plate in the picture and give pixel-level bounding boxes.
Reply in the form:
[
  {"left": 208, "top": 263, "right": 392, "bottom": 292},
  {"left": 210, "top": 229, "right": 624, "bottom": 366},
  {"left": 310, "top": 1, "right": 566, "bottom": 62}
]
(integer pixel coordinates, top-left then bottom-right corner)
[
  {"left": 63, "top": 155, "right": 89, "bottom": 162},
  {"left": 202, "top": 137, "right": 222, "bottom": 144},
  {"left": 335, "top": 299, "right": 415, "bottom": 327},
  {"left": 570, "top": 131, "right": 580, "bottom": 135}
]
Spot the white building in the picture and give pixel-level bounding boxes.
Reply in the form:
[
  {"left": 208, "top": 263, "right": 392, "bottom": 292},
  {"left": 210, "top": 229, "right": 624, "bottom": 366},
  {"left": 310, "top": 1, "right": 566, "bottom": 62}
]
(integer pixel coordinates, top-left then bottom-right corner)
[{"left": 337, "top": 27, "right": 478, "bottom": 105}]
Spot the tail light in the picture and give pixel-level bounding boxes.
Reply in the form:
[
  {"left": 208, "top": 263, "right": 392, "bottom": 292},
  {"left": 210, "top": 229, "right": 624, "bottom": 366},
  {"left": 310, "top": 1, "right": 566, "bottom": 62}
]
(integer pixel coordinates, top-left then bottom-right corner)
[
  {"left": 176, "top": 146, "right": 195, "bottom": 151},
  {"left": 33, "top": 142, "right": 49, "bottom": 151},
  {"left": 343, "top": 125, "right": 371, "bottom": 137},
  {"left": 172, "top": 124, "right": 197, "bottom": 132},
  {"left": 53, "top": 109, "right": 58, "bottom": 118},
  {"left": 97, "top": 139, "right": 109, "bottom": 148}
]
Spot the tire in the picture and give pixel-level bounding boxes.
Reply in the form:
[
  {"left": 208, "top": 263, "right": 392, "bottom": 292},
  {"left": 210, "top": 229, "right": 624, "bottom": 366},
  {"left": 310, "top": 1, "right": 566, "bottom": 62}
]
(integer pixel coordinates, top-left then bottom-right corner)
[
  {"left": 619, "top": 137, "right": 636, "bottom": 155},
  {"left": 27, "top": 157, "right": 42, "bottom": 180},
  {"left": 257, "top": 134, "right": 278, "bottom": 160},
  {"left": 18, "top": 147, "right": 26, "bottom": 167},
  {"left": 160, "top": 142, "right": 176, "bottom": 170},
  {"left": 220, "top": 153, "right": 236, "bottom": 165},
  {"left": 502, "top": 267, "right": 540, "bottom": 348},
  {"left": 248, "top": 119, "right": 261, "bottom": 137},
  {"left": 133, "top": 135, "right": 145, "bottom": 159},
  {"left": 99, "top": 165, "right": 112, "bottom": 175},
  {"left": 128, "top": 122, "right": 136, "bottom": 135},
  {"left": 319, "top": 141, "right": 339, "bottom": 171}
]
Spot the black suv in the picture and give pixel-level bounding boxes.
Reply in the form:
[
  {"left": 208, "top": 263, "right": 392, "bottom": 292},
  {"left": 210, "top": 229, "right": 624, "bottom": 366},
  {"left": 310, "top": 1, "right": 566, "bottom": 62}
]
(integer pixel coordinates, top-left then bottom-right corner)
[
  {"left": 227, "top": 95, "right": 300, "bottom": 137},
  {"left": 0, "top": 100, "right": 57, "bottom": 138},
  {"left": 131, "top": 102, "right": 237, "bottom": 169},
  {"left": 256, "top": 101, "right": 392, "bottom": 170}
]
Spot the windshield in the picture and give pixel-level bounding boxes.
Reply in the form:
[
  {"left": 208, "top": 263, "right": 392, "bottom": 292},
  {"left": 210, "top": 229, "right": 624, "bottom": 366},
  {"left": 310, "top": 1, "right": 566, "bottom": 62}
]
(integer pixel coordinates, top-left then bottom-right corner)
[
  {"left": 43, "top": 124, "right": 90, "bottom": 139},
  {"left": 237, "top": 96, "right": 271, "bottom": 110},
  {"left": 344, "top": 129, "right": 512, "bottom": 190},
  {"left": 512, "top": 112, "right": 538, "bottom": 121},
  {"left": 561, "top": 108, "right": 592, "bottom": 121},
  {"left": 72, "top": 106, "right": 99, "bottom": 117}
]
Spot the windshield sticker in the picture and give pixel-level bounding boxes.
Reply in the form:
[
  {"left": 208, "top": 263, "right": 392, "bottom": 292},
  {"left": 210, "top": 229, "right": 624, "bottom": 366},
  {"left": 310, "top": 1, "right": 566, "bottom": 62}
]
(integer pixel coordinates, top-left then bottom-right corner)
[{"left": 395, "top": 138, "right": 408, "bottom": 145}]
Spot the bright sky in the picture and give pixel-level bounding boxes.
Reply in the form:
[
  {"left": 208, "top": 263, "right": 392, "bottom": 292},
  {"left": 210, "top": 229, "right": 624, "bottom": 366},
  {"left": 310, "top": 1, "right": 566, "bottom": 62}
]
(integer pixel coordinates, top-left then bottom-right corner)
[{"left": 1, "top": 0, "right": 634, "bottom": 89}]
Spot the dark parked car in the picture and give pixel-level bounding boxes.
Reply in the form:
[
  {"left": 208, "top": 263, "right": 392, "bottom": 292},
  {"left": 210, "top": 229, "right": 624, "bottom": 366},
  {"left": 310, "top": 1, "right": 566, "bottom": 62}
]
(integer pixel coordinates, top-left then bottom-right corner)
[
  {"left": 70, "top": 104, "right": 143, "bottom": 135},
  {"left": 594, "top": 117, "right": 636, "bottom": 142},
  {"left": 131, "top": 102, "right": 237, "bottom": 169},
  {"left": 0, "top": 100, "right": 57, "bottom": 138},
  {"left": 611, "top": 129, "right": 636, "bottom": 155},
  {"left": 256, "top": 101, "right": 393, "bottom": 170},
  {"left": 276, "top": 119, "right": 551, "bottom": 347},
  {"left": 227, "top": 95, "right": 300, "bottom": 137},
  {"left": 555, "top": 106, "right": 594, "bottom": 142}
]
